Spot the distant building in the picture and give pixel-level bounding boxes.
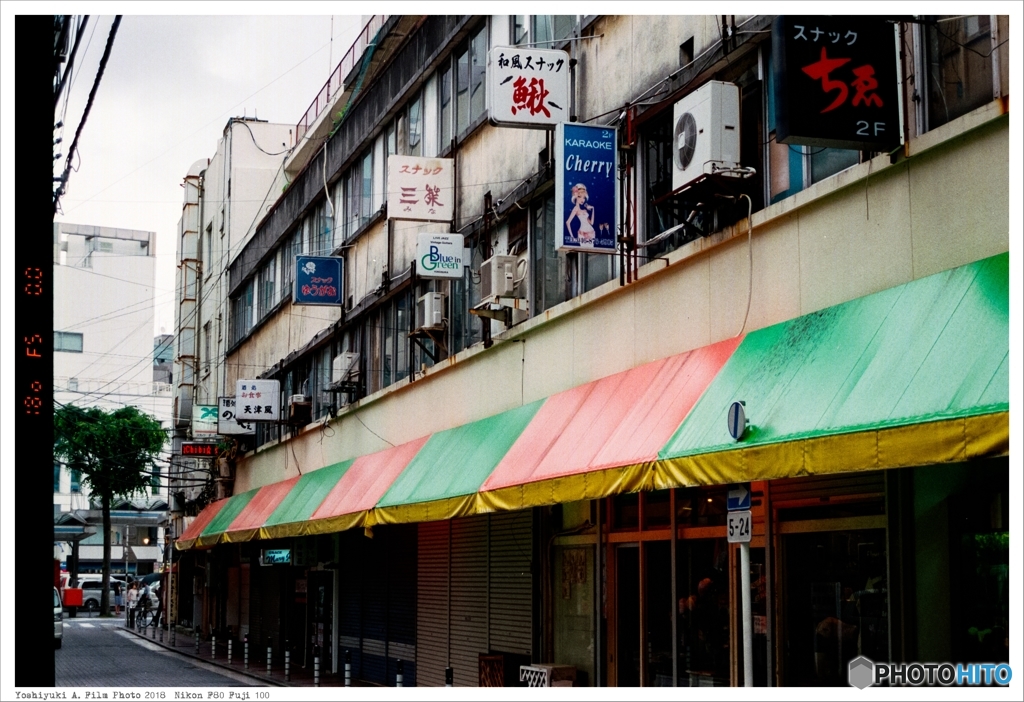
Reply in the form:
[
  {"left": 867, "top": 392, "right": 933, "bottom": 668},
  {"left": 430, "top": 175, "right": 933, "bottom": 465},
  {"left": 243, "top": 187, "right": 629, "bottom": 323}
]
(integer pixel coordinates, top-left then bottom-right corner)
[
  {"left": 53, "top": 222, "right": 172, "bottom": 578},
  {"left": 154, "top": 333, "right": 174, "bottom": 384}
]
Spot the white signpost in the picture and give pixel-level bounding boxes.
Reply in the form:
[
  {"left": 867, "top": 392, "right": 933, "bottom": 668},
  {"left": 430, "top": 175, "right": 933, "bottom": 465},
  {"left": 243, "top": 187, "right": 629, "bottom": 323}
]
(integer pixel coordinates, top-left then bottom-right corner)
[
  {"left": 218, "top": 397, "right": 255, "bottom": 436},
  {"left": 728, "top": 482, "right": 754, "bottom": 687},
  {"left": 234, "top": 379, "right": 281, "bottom": 422},
  {"left": 387, "top": 155, "right": 454, "bottom": 222},
  {"left": 415, "top": 232, "right": 465, "bottom": 279},
  {"left": 192, "top": 404, "right": 219, "bottom": 435},
  {"left": 488, "top": 46, "right": 570, "bottom": 129}
]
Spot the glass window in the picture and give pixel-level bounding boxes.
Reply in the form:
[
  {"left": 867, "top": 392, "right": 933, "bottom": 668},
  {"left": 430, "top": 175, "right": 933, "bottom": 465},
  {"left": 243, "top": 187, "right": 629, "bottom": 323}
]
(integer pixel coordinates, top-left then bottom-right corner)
[
  {"left": 456, "top": 47, "right": 470, "bottom": 135},
  {"left": 54, "top": 331, "right": 83, "bottom": 353},
  {"left": 513, "top": 15, "right": 529, "bottom": 45},
  {"left": 408, "top": 94, "right": 423, "bottom": 157},
  {"left": 361, "top": 151, "right": 374, "bottom": 226},
  {"left": 395, "top": 293, "right": 409, "bottom": 384},
  {"left": 470, "top": 28, "right": 487, "bottom": 123},
  {"left": 70, "top": 467, "right": 82, "bottom": 493},
  {"left": 54, "top": 463, "right": 60, "bottom": 492},
  {"left": 531, "top": 194, "right": 566, "bottom": 314},
  {"left": 439, "top": 66, "right": 453, "bottom": 150},
  {"left": 923, "top": 16, "right": 995, "bottom": 131},
  {"left": 150, "top": 468, "right": 160, "bottom": 495}
]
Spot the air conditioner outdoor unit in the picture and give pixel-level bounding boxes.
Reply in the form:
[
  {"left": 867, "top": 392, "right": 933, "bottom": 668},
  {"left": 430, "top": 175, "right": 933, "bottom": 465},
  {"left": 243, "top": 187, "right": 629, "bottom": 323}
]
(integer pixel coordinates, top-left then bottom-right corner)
[
  {"left": 416, "top": 292, "right": 445, "bottom": 330},
  {"left": 331, "top": 351, "right": 360, "bottom": 383},
  {"left": 672, "top": 80, "right": 741, "bottom": 191},
  {"left": 481, "top": 254, "right": 521, "bottom": 299},
  {"left": 288, "top": 394, "right": 311, "bottom": 424}
]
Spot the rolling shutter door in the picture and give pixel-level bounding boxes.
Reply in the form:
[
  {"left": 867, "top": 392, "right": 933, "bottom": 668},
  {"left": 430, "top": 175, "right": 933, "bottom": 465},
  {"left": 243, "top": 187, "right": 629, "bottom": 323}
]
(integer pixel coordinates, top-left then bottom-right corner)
[
  {"left": 416, "top": 520, "right": 449, "bottom": 686},
  {"left": 488, "top": 509, "right": 533, "bottom": 656},
  {"left": 361, "top": 535, "right": 388, "bottom": 684},
  {"left": 449, "top": 515, "right": 489, "bottom": 686},
  {"left": 387, "top": 524, "right": 418, "bottom": 686},
  {"left": 338, "top": 530, "right": 363, "bottom": 676}
]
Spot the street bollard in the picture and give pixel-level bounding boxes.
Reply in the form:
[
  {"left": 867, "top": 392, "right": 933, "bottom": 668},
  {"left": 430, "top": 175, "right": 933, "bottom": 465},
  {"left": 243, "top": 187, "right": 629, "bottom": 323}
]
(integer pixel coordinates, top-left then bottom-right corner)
[
  {"left": 159, "top": 622, "right": 164, "bottom": 643},
  {"left": 171, "top": 624, "right": 176, "bottom": 646},
  {"left": 244, "top": 636, "right": 249, "bottom": 670},
  {"left": 228, "top": 638, "right": 233, "bottom": 665},
  {"left": 345, "top": 649, "right": 352, "bottom": 687},
  {"left": 314, "top": 646, "right": 321, "bottom": 688},
  {"left": 396, "top": 659, "right": 404, "bottom": 687},
  {"left": 445, "top": 666, "right": 454, "bottom": 687},
  {"left": 284, "top": 640, "right": 291, "bottom": 682},
  {"left": 267, "top": 639, "right": 272, "bottom": 676},
  {"left": 194, "top": 629, "right": 200, "bottom": 654},
  {"left": 211, "top": 634, "right": 217, "bottom": 659}
]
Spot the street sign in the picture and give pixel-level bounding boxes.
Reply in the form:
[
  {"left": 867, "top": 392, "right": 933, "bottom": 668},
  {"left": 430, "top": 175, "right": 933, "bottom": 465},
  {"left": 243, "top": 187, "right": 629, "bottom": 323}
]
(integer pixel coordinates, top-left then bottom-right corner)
[
  {"left": 727, "top": 483, "right": 752, "bottom": 511},
  {"left": 218, "top": 397, "right": 255, "bottom": 436},
  {"left": 728, "top": 400, "right": 747, "bottom": 440},
  {"left": 192, "top": 404, "right": 219, "bottom": 435},
  {"left": 181, "top": 442, "right": 218, "bottom": 458},
  {"left": 727, "top": 510, "right": 752, "bottom": 543}
]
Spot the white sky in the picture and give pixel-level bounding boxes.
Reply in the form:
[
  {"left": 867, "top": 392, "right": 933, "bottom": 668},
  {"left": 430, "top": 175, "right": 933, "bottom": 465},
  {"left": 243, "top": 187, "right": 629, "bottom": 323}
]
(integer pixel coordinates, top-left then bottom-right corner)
[{"left": 48, "top": 11, "right": 365, "bottom": 338}]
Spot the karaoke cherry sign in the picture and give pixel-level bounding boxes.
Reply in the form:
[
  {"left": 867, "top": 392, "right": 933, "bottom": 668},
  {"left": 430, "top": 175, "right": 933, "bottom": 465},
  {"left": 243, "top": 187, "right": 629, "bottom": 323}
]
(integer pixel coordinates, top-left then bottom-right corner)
[{"left": 772, "top": 16, "right": 900, "bottom": 150}]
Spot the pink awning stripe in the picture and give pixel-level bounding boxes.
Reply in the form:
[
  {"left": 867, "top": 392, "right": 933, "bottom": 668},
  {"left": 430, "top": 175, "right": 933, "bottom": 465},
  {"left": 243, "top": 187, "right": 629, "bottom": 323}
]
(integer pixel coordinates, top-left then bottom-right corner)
[
  {"left": 177, "top": 499, "right": 227, "bottom": 542},
  {"left": 226, "top": 476, "right": 302, "bottom": 532},
  {"left": 311, "top": 435, "right": 431, "bottom": 520},
  {"left": 481, "top": 336, "right": 743, "bottom": 491}
]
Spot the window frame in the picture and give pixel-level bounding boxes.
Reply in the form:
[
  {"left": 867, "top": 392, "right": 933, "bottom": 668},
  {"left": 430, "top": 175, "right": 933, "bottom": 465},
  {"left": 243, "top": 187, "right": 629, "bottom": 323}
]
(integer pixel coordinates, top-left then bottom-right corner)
[{"left": 54, "top": 331, "right": 83, "bottom": 353}]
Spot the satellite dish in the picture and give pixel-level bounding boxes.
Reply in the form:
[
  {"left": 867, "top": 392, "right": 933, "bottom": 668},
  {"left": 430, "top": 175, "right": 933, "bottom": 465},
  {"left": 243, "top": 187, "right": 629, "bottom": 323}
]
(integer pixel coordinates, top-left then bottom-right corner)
[{"left": 674, "top": 111, "right": 698, "bottom": 171}]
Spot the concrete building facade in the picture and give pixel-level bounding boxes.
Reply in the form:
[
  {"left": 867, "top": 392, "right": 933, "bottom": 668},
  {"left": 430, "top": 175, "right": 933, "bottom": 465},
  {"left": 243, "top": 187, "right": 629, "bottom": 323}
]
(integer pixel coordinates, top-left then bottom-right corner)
[{"left": 172, "top": 15, "right": 1011, "bottom": 687}]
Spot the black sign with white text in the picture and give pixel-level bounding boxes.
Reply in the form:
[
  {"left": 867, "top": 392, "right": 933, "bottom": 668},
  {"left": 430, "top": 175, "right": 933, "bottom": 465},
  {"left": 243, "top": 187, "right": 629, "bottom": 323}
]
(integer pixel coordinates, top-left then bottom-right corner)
[{"left": 772, "top": 16, "right": 901, "bottom": 150}]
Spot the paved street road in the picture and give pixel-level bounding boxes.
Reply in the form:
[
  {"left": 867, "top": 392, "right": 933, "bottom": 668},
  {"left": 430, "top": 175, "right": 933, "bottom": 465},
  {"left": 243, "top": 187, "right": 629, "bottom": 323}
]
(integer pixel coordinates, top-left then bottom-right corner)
[{"left": 57, "top": 617, "right": 257, "bottom": 688}]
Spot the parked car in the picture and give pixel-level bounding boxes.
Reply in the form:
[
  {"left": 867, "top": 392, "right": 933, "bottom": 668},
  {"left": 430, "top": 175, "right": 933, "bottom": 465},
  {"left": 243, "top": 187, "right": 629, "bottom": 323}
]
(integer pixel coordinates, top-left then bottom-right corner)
[
  {"left": 79, "top": 577, "right": 126, "bottom": 613},
  {"left": 54, "top": 587, "right": 63, "bottom": 648}
]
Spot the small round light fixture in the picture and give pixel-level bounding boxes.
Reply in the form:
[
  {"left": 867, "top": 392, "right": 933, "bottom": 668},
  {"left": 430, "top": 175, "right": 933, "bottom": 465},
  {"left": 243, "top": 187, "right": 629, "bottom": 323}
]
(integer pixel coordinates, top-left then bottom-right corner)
[{"left": 727, "top": 401, "right": 747, "bottom": 441}]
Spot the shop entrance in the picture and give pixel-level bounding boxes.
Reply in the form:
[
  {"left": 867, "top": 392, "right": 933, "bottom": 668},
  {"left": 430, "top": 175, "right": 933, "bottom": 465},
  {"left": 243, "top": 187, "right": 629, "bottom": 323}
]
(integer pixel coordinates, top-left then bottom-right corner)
[
  {"left": 779, "top": 528, "right": 888, "bottom": 686},
  {"left": 308, "top": 570, "right": 333, "bottom": 670}
]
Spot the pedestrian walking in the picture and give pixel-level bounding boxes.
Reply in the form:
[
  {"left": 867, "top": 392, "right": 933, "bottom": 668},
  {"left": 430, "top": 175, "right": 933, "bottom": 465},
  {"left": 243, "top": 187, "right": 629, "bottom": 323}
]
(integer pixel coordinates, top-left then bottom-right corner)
[{"left": 113, "top": 580, "right": 122, "bottom": 615}]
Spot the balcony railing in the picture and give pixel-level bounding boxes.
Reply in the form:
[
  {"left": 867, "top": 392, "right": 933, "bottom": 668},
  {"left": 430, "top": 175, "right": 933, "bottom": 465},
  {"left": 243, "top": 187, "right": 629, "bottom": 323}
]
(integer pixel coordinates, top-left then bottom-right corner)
[{"left": 295, "top": 15, "right": 389, "bottom": 142}]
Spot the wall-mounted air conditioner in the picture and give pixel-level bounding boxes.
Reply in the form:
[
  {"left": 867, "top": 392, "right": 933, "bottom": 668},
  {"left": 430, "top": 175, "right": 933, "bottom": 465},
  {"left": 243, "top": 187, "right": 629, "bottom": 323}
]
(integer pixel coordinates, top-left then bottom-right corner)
[
  {"left": 480, "top": 254, "right": 520, "bottom": 299},
  {"left": 288, "top": 394, "right": 311, "bottom": 424},
  {"left": 672, "top": 80, "right": 741, "bottom": 191},
  {"left": 332, "top": 351, "right": 360, "bottom": 383},
  {"left": 416, "top": 292, "right": 445, "bottom": 330}
]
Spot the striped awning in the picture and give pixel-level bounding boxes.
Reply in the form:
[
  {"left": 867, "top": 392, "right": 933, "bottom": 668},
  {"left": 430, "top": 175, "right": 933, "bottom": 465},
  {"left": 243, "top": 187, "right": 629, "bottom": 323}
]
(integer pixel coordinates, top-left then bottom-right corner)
[{"left": 177, "top": 253, "right": 1008, "bottom": 550}]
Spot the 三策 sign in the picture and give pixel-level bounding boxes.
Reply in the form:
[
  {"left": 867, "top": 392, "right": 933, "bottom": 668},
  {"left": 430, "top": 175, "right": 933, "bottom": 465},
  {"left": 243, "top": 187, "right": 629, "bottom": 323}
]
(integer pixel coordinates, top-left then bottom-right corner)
[
  {"left": 555, "top": 122, "right": 618, "bottom": 253},
  {"left": 415, "top": 232, "right": 465, "bottom": 279},
  {"left": 387, "top": 155, "right": 454, "bottom": 222},
  {"left": 234, "top": 379, "right": 281, "bottom": 422},
  {"left": 488, "top": 46, "right": 570, "bottom": 129},
  {"left": 772, "top": 16, "right": 901, "bottom": 150}
]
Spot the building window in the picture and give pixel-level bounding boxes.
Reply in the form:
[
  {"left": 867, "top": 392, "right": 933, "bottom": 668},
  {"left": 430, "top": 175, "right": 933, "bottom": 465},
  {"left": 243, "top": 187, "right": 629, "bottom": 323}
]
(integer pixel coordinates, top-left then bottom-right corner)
[
  {"left": 455, "top": 24, "right": 488, "bottom": 137},
  {"left": 150, "top": 467, "right": 161, "bottom": 495},
  {"left": 343, "top": 150, "right": 377, "bottom": 238},
  {"left": 70, "top": 467, "right": 82, "bottom": 493},
  {"left": 531, "top": 193, "right": 567, "bottom": 314},
  {"left": 54, "top": 331, "right": 83, "bottom": 353},
  {"left": 202, "top": 322, "right": 211, "bottom": 374},
  {"left": 921, "top": 16, "right": 995, "bottom": 131},
  {"left": 513, "top": 15, "right": 574, "bottom": 46},
  {"left": 54, "top": 463, "right": 61, "bottom": 493},
  {"left": 258, "top": 257, "right": 276, "bottom": 319},
  {"left": 231, "top": 281, "right": 254, "bottom": 345}
]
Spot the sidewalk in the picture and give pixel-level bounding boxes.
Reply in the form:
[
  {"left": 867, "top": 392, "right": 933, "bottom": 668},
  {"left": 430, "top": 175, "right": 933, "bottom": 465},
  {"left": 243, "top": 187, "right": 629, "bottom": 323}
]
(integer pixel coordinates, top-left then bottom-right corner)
[{"left": 121, "top": 620, "right": 374, "bottom": 688}]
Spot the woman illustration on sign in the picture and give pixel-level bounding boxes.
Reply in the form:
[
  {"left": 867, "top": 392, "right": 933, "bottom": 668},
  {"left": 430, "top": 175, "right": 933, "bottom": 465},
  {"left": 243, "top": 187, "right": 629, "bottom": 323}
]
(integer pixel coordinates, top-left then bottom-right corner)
[{"left": 566, "top": 183, "right": 596, "bottom": 245}]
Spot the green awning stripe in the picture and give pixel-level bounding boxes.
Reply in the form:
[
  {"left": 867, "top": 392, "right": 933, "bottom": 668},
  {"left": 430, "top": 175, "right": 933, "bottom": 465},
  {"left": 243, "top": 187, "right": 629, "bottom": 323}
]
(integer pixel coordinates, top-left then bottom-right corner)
[
  {"left": 201, "top": 489, "right": 258, "bottom": 536},
  {"left": 377, "top": 399, "right": 545, "bottom": 507},
  {"left": 264, "top": 459, "right": 355, "bottom": 527},
  {"left": 660, "top": 252, "right": 1009, "bottom": 460}
]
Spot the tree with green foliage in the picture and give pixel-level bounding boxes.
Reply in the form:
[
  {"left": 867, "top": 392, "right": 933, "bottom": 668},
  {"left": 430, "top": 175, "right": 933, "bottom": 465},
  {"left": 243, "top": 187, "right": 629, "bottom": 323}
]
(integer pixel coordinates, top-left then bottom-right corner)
[{"left": 54, "top": 404, "right": 166, "bottom": 616}]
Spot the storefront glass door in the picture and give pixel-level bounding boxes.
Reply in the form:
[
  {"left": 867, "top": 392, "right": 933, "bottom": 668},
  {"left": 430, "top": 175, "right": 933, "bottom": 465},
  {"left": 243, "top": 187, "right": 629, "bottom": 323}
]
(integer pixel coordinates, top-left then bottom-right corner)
[{"left": 676, "top": 538, "right": 731, "bottom": 686}]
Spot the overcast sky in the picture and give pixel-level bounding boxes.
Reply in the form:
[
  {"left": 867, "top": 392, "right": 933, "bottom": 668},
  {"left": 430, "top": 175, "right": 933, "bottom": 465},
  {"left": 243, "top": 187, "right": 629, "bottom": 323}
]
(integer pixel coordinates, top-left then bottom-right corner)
[{"left": 47, "top": 12, "right": 366, "bottom": 336}]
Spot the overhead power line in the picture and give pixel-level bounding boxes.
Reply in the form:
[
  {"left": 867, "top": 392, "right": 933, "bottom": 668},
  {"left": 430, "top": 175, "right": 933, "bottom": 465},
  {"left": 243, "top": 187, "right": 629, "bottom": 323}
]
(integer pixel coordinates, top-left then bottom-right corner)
[{"left": 54, "top": 15, "right": 121, "bottom": 214}]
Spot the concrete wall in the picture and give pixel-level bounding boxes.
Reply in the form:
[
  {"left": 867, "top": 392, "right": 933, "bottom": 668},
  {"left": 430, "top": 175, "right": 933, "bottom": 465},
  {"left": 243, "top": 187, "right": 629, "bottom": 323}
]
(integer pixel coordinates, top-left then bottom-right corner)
[{"left": 233, "top": 101, "right": 1009, "bottom": 492}]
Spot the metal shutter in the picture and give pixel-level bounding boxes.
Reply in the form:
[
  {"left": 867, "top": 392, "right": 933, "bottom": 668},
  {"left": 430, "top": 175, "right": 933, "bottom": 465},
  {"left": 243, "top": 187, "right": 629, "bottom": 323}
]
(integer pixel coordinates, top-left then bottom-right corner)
[
  {"left": 338, "top": 530, "right": 363, "bottom": 677},
  {"left": 387, "top": 523, "right": 418, "bottom": 686},
  {"left": 488, "top": 510, "right": 533, "bottom": 655},
  {"left": 416, "top": 520, "right": 449, "bottom": 686},
  {"left": 361, "top": 531, "right": 388, "bottom": 684},
  {"left": 449, "top": 515, "right": 489, "bottom": 687}
]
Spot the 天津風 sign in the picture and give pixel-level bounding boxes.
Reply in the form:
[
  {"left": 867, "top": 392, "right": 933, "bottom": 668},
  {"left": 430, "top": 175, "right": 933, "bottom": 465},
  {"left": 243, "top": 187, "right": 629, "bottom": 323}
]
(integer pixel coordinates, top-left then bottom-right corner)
[{"left": 235, "top": 379, "right": 281, "bottom": 422}]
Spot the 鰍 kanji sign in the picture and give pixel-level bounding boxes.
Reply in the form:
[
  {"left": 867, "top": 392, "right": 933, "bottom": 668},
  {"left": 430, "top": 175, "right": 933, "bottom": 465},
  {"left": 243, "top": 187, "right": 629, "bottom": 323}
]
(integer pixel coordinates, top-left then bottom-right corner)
[
  {"left": 772, "top": 16, "right": 901, "bottom": 150},
  {"left": 488, "top": 46, "right": 570, "bottom": 129},
  {"left": 234, "top": 379, "right": 281, "bottom": 422},
  {"left": 387, "top": 155, "right": 454, "bottom": 222}
]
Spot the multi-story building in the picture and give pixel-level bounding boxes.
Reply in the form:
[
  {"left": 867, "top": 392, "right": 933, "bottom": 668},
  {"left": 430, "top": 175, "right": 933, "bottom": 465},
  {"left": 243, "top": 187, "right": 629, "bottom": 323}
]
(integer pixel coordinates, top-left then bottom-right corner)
[
  {"left": 174, "top": 15, "right": 1010, "bottom": 687},
  {"left": 52, "top": 222, "right": 173, "bottom": 578}
]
